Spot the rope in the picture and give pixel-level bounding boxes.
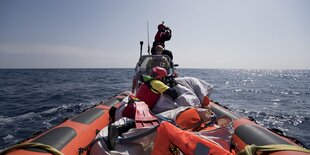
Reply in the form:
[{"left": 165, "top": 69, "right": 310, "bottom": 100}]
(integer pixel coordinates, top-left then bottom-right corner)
[
  {"left": 0, "top": 142, "right": 63, "bottom": 155},
  {"left": 238, "top": 144, "right": 310, "bottom": 155}
]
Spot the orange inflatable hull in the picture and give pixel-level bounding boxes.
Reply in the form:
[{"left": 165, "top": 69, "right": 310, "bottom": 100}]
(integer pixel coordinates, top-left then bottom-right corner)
[
  {"left": 5, "top": 92, "right": 130, "bottom": 155},
  {"left": 208, "top": 101, "right": 309, "bottom": 155},
  {"left": 3, "top": 92, "right": 308, "bottom": 155}
]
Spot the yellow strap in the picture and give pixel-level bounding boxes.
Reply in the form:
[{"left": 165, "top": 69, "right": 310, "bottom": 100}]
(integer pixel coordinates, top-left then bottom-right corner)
[
  {"left": 0, "top": 142, "right": 64, "bottom": 155},
  {"left": 150, "top": 80, "right": 169, "bottom": 94},
  {"left": 238, "top": 144, "right": 310, "bottom": 155}
]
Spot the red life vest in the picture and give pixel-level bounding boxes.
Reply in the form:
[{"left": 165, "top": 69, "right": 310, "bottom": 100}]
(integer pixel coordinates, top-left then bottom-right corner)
[
  {"left": 121, "top": 101, "right": 159, "bottom": 128},
  {"left": 154, "top": 29, "right": 171, "bottom": 44},
  {"left": 155, "top": 31, "right": 164, "bottom": 42},
  {"left": 136, "top": 83, "right": 160, "bottom": 109}
]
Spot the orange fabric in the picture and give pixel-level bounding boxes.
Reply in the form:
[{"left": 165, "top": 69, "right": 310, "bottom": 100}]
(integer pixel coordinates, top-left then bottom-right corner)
[
  {"left": 175, "top": 108, "right": 202, "bottom": 130},
  {"left": 151, "top": 121, "right": 234, "bottom": 155},
  {"left": 202, "top": 96, "right": 210, "bottom": 108}
]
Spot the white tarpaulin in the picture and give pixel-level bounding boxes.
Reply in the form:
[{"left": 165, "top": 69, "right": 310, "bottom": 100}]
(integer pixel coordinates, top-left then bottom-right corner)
[{"left": 152, "top": 77, "right": 214, "bottom": 114}]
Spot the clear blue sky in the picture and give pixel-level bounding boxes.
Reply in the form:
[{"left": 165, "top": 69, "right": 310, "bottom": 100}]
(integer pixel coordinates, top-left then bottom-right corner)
[{"left": 0, "top": 0, "right": 309, "bottom": 69}]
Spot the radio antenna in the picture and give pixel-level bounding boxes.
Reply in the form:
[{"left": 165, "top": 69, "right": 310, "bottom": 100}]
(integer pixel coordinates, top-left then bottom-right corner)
[{"left": 147, "top": 21, "right": 150, "bottom": 55}]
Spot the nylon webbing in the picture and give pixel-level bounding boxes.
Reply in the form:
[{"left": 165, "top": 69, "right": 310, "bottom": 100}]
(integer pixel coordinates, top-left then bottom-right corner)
[{"left": 0, "top": 142, "right": 64, "bottom": 155}]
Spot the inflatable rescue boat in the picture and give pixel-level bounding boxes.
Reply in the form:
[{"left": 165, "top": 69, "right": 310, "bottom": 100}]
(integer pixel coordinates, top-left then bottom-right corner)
[{"left": 1, "top": 52, "right": 309, "bottom": 155}]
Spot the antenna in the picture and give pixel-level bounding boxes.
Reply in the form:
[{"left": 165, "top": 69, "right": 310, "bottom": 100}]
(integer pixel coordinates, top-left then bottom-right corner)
[
  {"left": 147, "top": 21, "right": 150, "bottom": 55},
  {"left": 140, "top": 41, "right": 143, "bottom": 57}
]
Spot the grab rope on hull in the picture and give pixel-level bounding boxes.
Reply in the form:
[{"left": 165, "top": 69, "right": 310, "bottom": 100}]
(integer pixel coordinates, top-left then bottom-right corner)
[
  {"left": 238, "top": 144, "right": 310, "bottom": 155},
  {"left": 0, "top": 142, "right": 63, "bottom": 155}
]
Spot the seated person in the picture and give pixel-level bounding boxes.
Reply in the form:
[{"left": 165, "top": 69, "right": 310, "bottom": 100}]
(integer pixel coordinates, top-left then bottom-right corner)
[
  {"left": 152, "top": 45, "right": 173, "bottom": 61},
  {"left": 136, "top": 66, "right": 178, "bottom": 110}
]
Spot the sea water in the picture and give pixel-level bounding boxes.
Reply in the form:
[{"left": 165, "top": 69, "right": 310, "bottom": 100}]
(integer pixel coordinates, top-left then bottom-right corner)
[{"left": 0, "top": 68, "right": 309, "bottom": 150}]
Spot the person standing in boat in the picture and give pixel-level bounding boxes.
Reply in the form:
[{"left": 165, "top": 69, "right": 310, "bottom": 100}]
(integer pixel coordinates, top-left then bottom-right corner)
[
  {"left": 135, "top": 66, "right": 178, "bottom": 110},
  {"left": 151, "top": 22, "right": 174, "bottom": 60}
]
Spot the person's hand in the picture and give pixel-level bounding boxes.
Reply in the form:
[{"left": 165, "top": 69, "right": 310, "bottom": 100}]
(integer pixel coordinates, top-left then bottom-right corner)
[
  {"left": 163, "top": 88, "right": 178, "bottom": 100},
  {"left": 172, "top": 70, "right": 178, "bottom": 77}
]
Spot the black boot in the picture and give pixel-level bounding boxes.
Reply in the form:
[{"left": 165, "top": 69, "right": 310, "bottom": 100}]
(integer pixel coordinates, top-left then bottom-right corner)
[
  {"left": 107, "top": 120, "right": 135, "bottom": 150},
  {"left": 107, "top": 124, "right": 119, "bottom": 150}
]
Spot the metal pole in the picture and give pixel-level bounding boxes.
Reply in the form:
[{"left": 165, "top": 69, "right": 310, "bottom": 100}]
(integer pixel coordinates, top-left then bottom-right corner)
[{"left": 140, "top": 41, "right": 143, "bottom": 57}]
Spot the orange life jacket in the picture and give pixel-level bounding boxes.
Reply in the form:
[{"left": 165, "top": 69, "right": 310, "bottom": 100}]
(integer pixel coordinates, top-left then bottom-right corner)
[
  {"left": 175, "top": 108, "right": 203, "bottom": 131},
  {"left": 175, "top": 108, "right": 216, "bottom": 131},
  {"left": 151, "top": 121, "right": 234, "bottom": 155}
]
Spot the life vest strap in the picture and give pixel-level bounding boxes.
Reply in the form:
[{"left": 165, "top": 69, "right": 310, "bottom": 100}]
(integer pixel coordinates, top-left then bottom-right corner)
[{"left": 145, "top": 80, "right": 160, "bottom": 94}]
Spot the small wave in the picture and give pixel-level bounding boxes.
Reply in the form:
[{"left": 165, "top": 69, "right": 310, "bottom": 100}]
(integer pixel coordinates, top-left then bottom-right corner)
[
  {"left": 40, "top": 107, "right": 59, "bottom": 115},
  {"left": 281, "top": 91, "right": 289, "bottom": 95},
  {"left": 234, "top": 89, "right": 242, "bottom": 92},
  {"left": 0, "top": 115, "right": 14, "bottom": 125},
  {"left": 42, "top": 120, "right": 52, "bottom": 127},
  {"left": 280, "top": 90, "right": 302, "bottom": 96},
  {"left": 2, "top": 134, "right": 14, "bottom": 141},
  {"left": 271, "top": 99, "right": 281, "bottom": 102},
  {"left": 0, "top": 112, "right": 37, "bottom": 124},
  {"left": 241, "top": 79, "right": 254, "bottom": 85},
  {"left": 261, "top": 112, "right": 305, "bottom": 128},
  {"left": 18, "top": 112, "right": 37, "bottom": 119}
]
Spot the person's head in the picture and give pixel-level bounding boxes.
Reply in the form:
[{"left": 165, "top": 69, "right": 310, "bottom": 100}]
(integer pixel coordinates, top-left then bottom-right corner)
[
  {"left": 152, "top": 66, "right": 167, "bottom": 80},
  {"left": 155, "top": 45, "right": 164, "bottom": 55},
  {"left": 158, "top": 24, "right": 165, "bottom": 32}
]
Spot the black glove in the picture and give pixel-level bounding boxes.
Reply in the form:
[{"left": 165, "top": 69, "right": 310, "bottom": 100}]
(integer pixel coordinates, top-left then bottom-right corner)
[
  {"left": 163, "top": 88, "right": 178, "bottom": 100},
  {"left": 165, "top": 75, "right": 177, "bottom": 87}
]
